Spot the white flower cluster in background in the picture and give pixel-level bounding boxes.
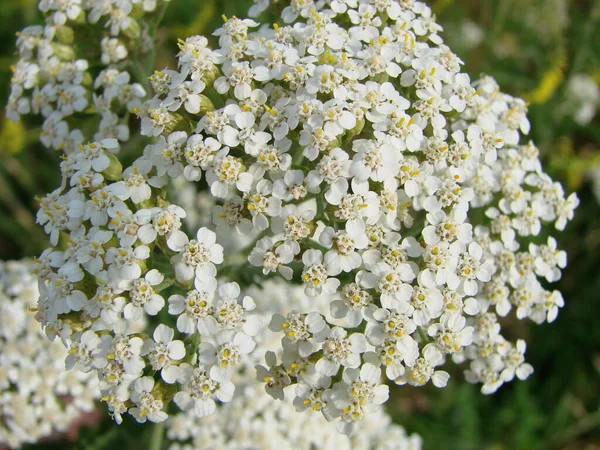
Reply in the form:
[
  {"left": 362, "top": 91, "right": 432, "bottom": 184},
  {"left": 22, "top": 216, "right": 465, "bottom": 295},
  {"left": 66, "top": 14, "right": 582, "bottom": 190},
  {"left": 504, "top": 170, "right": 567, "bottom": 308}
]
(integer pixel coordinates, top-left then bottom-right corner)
[
  {"left": 165, "top": 279, "right": 422, "bottom": 450},
  {"left": 0, "top": 260, "right": 99, "bottom": 448},
  {"left": 562, "top": 74, "right": 599, "bottom": 126},
  {"left": 33, "top": 137, "right": 261, "bottom": 424},
  {"left": 6, "top": 0, "right": 171, "bottom": 151}
]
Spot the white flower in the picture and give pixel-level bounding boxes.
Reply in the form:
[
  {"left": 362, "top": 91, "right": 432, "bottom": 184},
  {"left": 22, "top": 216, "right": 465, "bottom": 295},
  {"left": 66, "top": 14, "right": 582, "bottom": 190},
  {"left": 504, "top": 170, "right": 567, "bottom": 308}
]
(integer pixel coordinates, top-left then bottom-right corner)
[
  {"left": 129, "top": 377, "right": 168, "bottom": 423},
  {"left": 65, "top": 330, "right": 102, "bottom": 372},
  {"left": 183, "top": 134, "right": 221, "bottom": 181},
  {"left": 206, "top": 148, "right": 254, "bottom": 197},
  {"left": 301, "top": 249, "right": 341, "bottom": 297},
  {"left": 212, "top": 196, "right": 254, "bottom": 235},
  {"left": 427, "top": 313, "right": 473, "bottom": 354},
  {"left": 536, "top": 290, "right": 564, "bottom": 324},
  {"left": 398, "top": 344, "right": 449, "bottom": 388},
  {"left": 530, "top": 237, "right": 567, "bottom": 282},
  {"left": 213, "top": 283, "right": 261, "bottom": 336},
  {"left": 75, "top": 229, "right": 112, "bottom": 275},
  {"left": 447, "top": 242, "right": 495, "bottom": 296},
  {"left": 122, "top": 164, "right": 155, "bottom": 204},
  {"left": 163, "top": 79, "right": 206, "bottom": 114},
  {"left": 245, "top": 180, "right": 282, "bottom": 231},
  {"left": 123, "top": 269, "right": 165, "bottom": 321},
  {"left": 269, "top": 311, "right": 326, "bottom": 353},
  {"left": 480, "top": 280, "right": 511, "bottom": 317},
  {"left": 405, "top": 272, "right": 444, "bottom": 326},
  {"left": 499, "top": 340, "right": 533, "bottom": 383},
  {"left": 422, "top": 207, "right": 473, "bottom": 246},
  {"left": 21, "top": 0, "right": 577, "bottom": 429},
  {"left": 174, "top": 364, "right": 235, "bottom": 416},
  {"left": 466, "top": 356, "right": 505, "bottom": 395},
  {"left": 168, "top": 287, "right": 216, "bottom": 335},
  {"left": 314, "top": 327, "right": 367, "bottom": 376},
  {"left": 142, "top": 324, "right": 186, "bottom": 384},
  {"left": 169, "top": 227, "right": 223, "bottom": 285},
  {"left": 344, "top": 363, "right": 389, "bottom": 407},
  {"left": 0, "top": 261, "right": 101, "bottom": 446},
  {"left": 214, "top": 61, "right": 270, "bottom": 100},
  {"left": 105, "top": 245, "right": 150, "bottom": 281},
  {"left": 320, "top": 219, "right": 369, "bottom": 276},
  {"left": 273, "top": 204, "right": 315, "bottom": 243},
  {"left": 329, "top": 362, "right": 390, "bottom": 434},
  {"left": 273, "top": 169, "right": 317, "bottom": 200},
  {"left": 256, "top": 351, "right": 292, "bottom": 400},
  {"left": 101, "top": 38, "right": 128, "bottom": 65},
  {"left": 219, "top": 103, "right": 272, "bottom": 155},
  {"left": 152, "top": 131, "right": 187, "bottom": 178},
  {"left": 199, "top": 330, "right": 256, "bottom": 381},
  {"left": 350, "top": 139, "right": 400, "bottom": 182},
  {"left": 248, "top": 236, "right": 296, "bottom": 280}
]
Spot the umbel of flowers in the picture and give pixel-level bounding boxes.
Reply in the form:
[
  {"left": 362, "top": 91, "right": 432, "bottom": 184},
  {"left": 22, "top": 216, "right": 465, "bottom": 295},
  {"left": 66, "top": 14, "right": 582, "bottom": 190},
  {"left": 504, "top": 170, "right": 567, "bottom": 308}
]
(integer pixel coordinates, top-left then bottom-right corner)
[
  {"left": 33, "top": 137, "right": 261, "bottom": 424},
  {"left": 0, "top": 261, "right": 99, "bottom": 448},
  {"left": 15, "top": 0, "right": 578, "bottom": 437},
  {"left": 165, "top": 279, "right": 422, "bottom": 449},
  {"left": 6, "top": 0, "right": 169, "bottom": 152}
]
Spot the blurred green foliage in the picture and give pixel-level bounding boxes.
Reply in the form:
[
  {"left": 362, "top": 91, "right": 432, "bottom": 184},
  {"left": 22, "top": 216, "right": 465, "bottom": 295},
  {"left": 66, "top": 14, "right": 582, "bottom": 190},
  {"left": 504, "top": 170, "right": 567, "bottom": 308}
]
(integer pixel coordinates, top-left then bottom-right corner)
[{"left": 0, "top": 0, "right": 598, "bottom": 449}]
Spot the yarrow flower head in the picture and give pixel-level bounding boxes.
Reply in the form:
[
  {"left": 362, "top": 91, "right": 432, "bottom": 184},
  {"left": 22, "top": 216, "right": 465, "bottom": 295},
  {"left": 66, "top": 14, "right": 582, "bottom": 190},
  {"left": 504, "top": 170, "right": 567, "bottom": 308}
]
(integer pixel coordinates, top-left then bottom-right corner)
[
  {"left": 11, "top": 0, "right": 577, "bottom": 437},
  {"left": 30, "top": 134, "right": 261, "bottom": 424},
  {"left": 164, "top": 279, "right": 423, "bottom": 449},
  {"left": 6, "top": 0, "right": 169, "bottom": 153}
]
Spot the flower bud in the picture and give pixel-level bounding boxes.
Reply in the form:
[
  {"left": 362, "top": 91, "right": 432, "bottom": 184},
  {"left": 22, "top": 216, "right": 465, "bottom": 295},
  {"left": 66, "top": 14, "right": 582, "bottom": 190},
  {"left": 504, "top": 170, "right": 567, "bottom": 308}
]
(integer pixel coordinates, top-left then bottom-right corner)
[
  {"left": 138, "top": 198, "right": 156, "bottom": 209},
  {"left": 55, "top": 26, "right": 75, "bottom": 45},
  {"left": 82, "top": 71, "right": 93, "bottom": 88},
  {"left": 51, "top": 43, "right": 76, "bottom": 61},
  {"left": 202, "top": 65, "right": 220, "bottom": 86},
  {"left": 102, "top": 152, "right": 123, "bottom": 181},
  {"left": 130, "top": 2, "right": 144, "bottom": 18},
  {"left": 342, "top": 117, "right": 365, "bottom": 145},
  {"left": 317, "top": 48, "right": 335, "bottom": 65},
  {"left": 196, "top": 94, "right": 215, "bottom": 115},
  {"left": 71, "top": 10, "right": 86, "bottom": 24},
  {"left": 123, "top": 18, "right": 141, "bottom": 40},
  {"left": 163, "top": 113, "right": 187, "bottom": 134}
]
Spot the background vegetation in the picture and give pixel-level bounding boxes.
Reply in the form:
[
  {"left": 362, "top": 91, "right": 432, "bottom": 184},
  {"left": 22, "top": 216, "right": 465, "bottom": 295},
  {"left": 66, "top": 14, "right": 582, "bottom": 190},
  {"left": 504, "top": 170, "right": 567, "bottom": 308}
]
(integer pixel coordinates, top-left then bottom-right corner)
[{"left": 0, "top": 0, "right": 598, "bottom": 448}]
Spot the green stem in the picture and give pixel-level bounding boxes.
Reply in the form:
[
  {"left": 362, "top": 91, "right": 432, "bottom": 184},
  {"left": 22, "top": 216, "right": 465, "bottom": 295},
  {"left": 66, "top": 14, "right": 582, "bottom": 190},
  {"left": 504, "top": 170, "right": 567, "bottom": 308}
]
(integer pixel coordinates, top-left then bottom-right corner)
[
  {"left": 149, "top": 421, "right": 165, "bottom": 450},
  {"left": 130, "top": 1, "right": 170, "bottom": 92},
  {"left": 305, "top": 239, "right": 329, "bottom": 254},
  {"left": 145, "top": 2, "right": 170, "bottom": 75},
  {"left": 315, "top": 194, "right": 328, "bottom": 222},
  {"left": 417, "top": 326, "right": 430, "bottom": 343},
  {"left": 131, "top": 62, "right": 151, "bottom": 93},
  {"left": 292, "top": 145, "right": 305, "bottom": 166}
]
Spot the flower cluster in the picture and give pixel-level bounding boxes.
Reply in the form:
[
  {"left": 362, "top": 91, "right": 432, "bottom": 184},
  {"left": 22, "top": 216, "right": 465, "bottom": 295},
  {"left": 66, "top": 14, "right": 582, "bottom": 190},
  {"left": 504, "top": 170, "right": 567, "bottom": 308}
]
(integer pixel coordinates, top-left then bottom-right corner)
[
  {"left": 0, "top": 260, "right": 99, "bottom": 448},
  {"left": 165, "top": 279, "right": 422, "bottom": 450},
  {"left": 33, "top": 137, "right": 261, "bottom": 424},
  {"left": 6, "top": 0, "right": 169, "bottom": 152},
  {"left": 12, "top": 0, "right": 578, "bottom": 438},
  {"left": 133, "top": 0, "right": 576, "bottom": 433}
]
